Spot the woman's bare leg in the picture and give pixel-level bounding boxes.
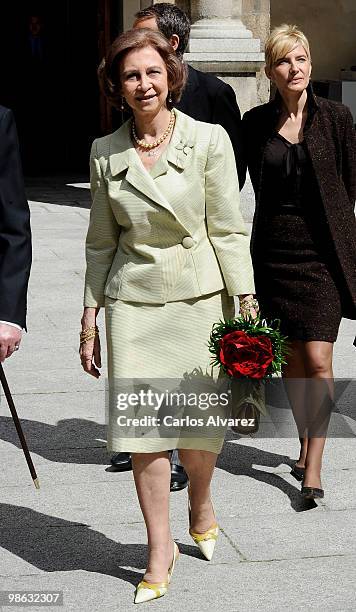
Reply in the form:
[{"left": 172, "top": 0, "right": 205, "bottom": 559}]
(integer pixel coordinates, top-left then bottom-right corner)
[
  {"left": 179, "top": 449, "right": 217, "bottom": 532},
  {"left": 282, "top": 340, "right": 308, "bottom": 467},
  {"left": 132, "top": 452, "right": 174, "bottom": 583},
  {"left": 302, "top": 341, "right": 334, "bottom": 488}
]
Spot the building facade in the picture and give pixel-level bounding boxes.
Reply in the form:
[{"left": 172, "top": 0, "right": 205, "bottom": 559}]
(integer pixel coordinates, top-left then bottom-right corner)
[
  {"left": 1, "top": 0, "right": 354, "bottom": 173},
  {"left": 123, "top": 0, "right": 356, "bottom": 111}
]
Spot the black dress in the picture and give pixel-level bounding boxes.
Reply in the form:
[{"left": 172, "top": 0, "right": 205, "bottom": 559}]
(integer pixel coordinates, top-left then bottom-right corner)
[{"left": 253, "top": 133, "right": 342, "bottom": 342}]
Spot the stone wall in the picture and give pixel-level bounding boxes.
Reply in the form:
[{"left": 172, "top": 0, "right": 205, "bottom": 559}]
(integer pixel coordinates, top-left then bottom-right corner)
[
  {"left": 240, "top": 0, "right": 270, "bottom": 44},
  {"left": 125, "top": 0, "right": 171, "bottom": 29},
  {"left": 132, "top": 1, "right": 270, "bottom": 106},
  {"left": 271, "top": 0, "right": 356, "bottom": 80},
  {"left": 240, "top": 0, "right": 270, "bottom": 103},
  {"left": 175, "top": 0, "right": 191, "bottom": 17},
  {"left": 123, "top": 0, "right": 140, "bottom": 30}
]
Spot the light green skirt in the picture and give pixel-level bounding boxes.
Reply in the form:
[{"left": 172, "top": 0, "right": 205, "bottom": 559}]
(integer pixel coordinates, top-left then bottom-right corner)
[{"left": 105, "top": 290, "right": 234, "bottom": 454}]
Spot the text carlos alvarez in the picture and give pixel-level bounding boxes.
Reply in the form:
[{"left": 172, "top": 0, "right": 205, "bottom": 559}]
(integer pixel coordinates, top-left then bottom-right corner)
[{"left": 116, "top": 415, "right": 257, "bottom": 427}]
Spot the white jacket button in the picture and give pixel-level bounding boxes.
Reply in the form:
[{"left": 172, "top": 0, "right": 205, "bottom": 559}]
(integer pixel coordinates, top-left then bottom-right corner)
[{"left": 182, "top": 236, "right": 194, "bottom": 249}]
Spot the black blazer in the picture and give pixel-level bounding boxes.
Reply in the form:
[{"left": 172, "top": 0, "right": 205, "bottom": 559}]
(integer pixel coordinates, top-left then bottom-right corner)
[
  {"left": 176, "top": 65, "right": 245, "bottom": 189},
  {"left": 0, "top": 106, "right": 32, "bottom": 328},
  {"left": 242, "top": 87, "right": 356, "bottom": 320}
]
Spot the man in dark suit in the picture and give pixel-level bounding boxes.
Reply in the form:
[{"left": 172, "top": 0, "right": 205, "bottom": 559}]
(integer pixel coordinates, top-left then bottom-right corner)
[
  {"left": 176, "top": 67, "right": 245, "bottom": 185},
  {"left": 0, "top": 107, "right": 32, "bottom": 361},
  {"left": 111, "top": 2, "right": 246, "bottom": 485}
]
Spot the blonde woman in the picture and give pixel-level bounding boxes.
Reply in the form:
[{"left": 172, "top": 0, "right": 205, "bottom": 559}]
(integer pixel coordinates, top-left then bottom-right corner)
[
  {"left": 80, "top": 29, "right": 256, "bottom": 603},
  {"left": 243, "top": 25, "right": 356, "bottom": 500}
]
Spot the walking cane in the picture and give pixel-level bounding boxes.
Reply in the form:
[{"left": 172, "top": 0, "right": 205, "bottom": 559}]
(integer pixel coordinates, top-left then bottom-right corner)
[{"left": 0, "top": 363, "right": 40, "bottom": 489}]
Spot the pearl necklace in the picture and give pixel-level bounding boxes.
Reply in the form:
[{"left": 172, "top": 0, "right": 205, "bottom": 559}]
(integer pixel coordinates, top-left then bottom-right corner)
[{"left": 131, "top": 110, "right": 175, "bottom": 152}]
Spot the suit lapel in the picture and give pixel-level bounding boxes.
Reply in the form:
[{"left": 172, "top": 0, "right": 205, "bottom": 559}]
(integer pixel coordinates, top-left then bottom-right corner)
[
  {"left": 149, "top": 109, "right": 196, "bottom": 179},
  {"left": 108, "top": 121, "right": 172, "bottom": 214},
  {"left": 108, "top": 110, "right": 196, "bottom": 220},
  {"left": 126, "top": 150, "right": 178, "bottom": 217}
]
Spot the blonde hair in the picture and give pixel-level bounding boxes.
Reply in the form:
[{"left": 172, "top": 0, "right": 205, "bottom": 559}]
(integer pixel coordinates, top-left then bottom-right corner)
[{"left": 265, "top": 24, "right": 311, "bottom": 76}]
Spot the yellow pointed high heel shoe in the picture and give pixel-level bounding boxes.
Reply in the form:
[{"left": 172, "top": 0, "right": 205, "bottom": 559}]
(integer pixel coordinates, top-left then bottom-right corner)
[
  {"left": 134, "top": 542, "right": 180, "bottom": 604},
  {"left": 188, "top": 496, "right": 219, "bottom": 561},
  {"left": 189, "top": 523, "right": 219, "bottom": 561}
]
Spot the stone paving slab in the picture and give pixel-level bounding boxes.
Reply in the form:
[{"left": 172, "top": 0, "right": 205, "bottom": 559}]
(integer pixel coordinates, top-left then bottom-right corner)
[
  {"left": 0, "top": 517, "right": 243, "bottom": 582},
  {"left": 0, "top": 552, "right": 354, "bottom": 611},
  {"left": 221, "top": 510, "right": 356, "bottom": 561},
  {"left": 0, "top": 451, "right": 127, "bottom": 485},
  {"left": 18, "top": 332, "right": 88, "bottom": 351},
  {"left": 0, "top": 369, "right": 101, "bottom": 395},
  {"left": 1, "top": 457, "right": 355, "bottom": 534},
  {"left": 0, "top": 414, "right": 107, "bottom": 454},
  {"left": 0, "top": 391, "right": 106, "bottom": 420},
  {"left": 222, "top": 435, "right": 356, "bottom": 472},
  {"left": 0, "top": 347, "right": 80, "bottom": 372}
]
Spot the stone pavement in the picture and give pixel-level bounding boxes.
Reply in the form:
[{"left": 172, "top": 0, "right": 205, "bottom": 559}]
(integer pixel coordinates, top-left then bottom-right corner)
[{"left": 0, "top": 176, "right": 355, "bottom": 612}]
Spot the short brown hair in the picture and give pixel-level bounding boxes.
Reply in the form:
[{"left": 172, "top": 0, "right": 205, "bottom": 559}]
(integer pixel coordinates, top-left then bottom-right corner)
[{"left": 98, "top": 28, "right": 187, "bottom": 110}]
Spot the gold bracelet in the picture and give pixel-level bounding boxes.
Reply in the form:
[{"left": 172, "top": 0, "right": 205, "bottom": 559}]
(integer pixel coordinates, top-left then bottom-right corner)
[
  {"left": 80, "top": 325, "right": 99, "bottom": 345},
  {"left": 239, "top": 297, "right": 259, "bottom": 315},
  {"left": 80, "top": 331, "right": 98, "bottom": 344}
]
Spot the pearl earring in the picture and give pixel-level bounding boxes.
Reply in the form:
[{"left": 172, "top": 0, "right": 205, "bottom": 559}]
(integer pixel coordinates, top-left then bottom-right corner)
[
  {"left": 168, "top": 91, "right": 172, "bottom": 104},
  {"left": 120, "top": 96, "right": 125, "bottom": 111}
]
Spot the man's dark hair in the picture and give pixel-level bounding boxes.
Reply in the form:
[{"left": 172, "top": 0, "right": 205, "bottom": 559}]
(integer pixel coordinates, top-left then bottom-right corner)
[{"left": 134, "top": 3, "right": 191, "bottom": 58}]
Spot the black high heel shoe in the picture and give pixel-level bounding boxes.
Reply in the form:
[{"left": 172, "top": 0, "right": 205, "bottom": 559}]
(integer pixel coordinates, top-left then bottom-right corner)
[
  {"left": 301, "top": 486, "right": 324, "bottom": 500},
  {"left": 300, "top": 470, "right": 324, "bottom": 500},
  {"left": 290, "top": 463, "right": 305, "bottom": 482}
]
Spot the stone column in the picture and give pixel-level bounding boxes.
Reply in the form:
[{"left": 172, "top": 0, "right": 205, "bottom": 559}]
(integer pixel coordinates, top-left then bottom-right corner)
[
  {"left": 185, "top": 0, "right": 265, "bottom": 113},
  {"left": 190, "top": 0, "right": 254, "bottom": 45}
]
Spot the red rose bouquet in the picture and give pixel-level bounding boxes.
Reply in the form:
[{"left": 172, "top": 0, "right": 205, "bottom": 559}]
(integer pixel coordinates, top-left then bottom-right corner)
[
  {"left": 219, "top": 331, "right": 274, "bottom": 378},
  {"left": 209, "top": 316, "right": 288, "bottom": 434},
  {"left": 209, "top": 315, "right": 288, "bottom": 380}
]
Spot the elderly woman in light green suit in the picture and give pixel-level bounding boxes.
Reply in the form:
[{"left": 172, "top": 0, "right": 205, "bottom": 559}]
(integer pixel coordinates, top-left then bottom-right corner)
[{"left": 80, "top": 28, "right": 257, "bottom": 604}]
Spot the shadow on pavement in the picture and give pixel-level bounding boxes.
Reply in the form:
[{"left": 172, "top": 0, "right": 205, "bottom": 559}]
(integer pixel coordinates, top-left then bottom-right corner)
[
  {"left": 0, "top": 416, "right": 108, "bottom": 464},
  {"left": 0, "top": 504, "right": 210, "bottom": 580},
  {"left": 0, "top": 503, "right": 144, "bottom": 584},
  {"left": 25, "top": 175, "right": 91, "bottom": 209},
  {"left": 217, "top": 430, "right": 317, "bottom": 512},
  {"left": 0, "top": 416, "right": 317, "bottom": 510}
]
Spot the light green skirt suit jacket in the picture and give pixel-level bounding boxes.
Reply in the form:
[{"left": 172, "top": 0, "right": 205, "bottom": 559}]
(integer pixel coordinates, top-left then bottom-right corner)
[{"left": 84, "top": 109, "right": 255, "bottom": 454}]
